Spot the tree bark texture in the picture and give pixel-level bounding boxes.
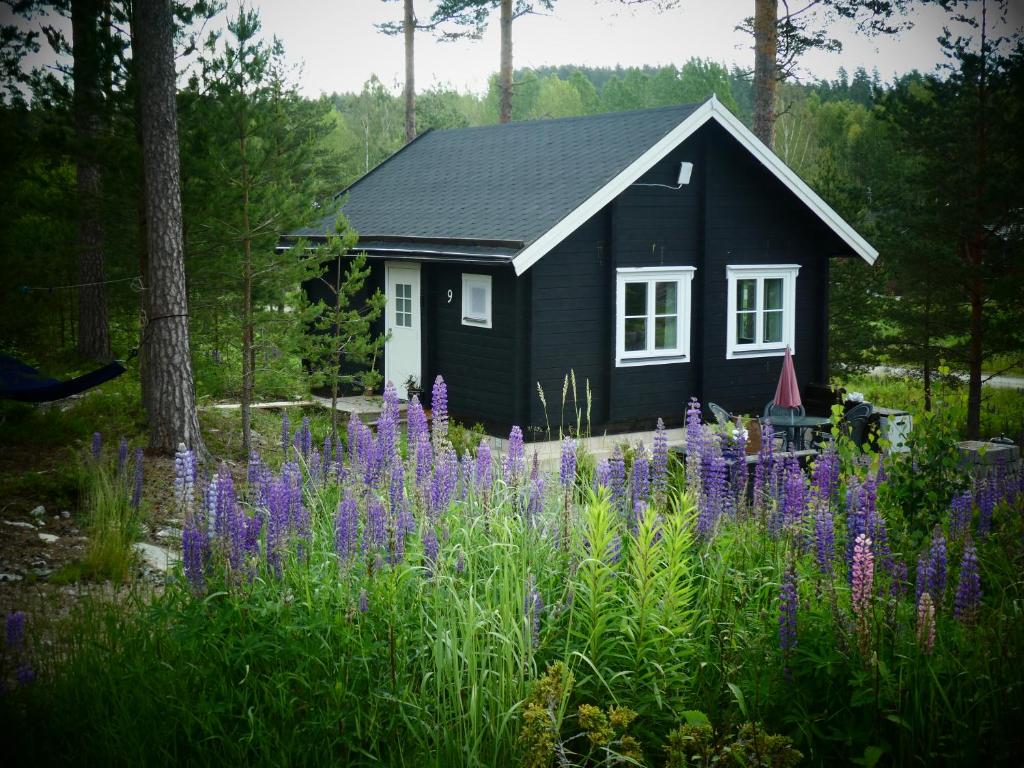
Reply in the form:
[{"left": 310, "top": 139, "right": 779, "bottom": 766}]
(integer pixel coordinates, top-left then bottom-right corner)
[
  {"left": 499, "top": 0, "right": 513, "bottom": 124},
  {"left": 752, "top": 0, "right": 778, "bottom": 149},
  {"left": 72, "top": 0, "right": 111, "bottom": 361},
  {"left": 404, "top": 0, "right": 416, "bottom": 142},
  {"left": 134, "top": 0, "right": 205, "bottom": 455}
]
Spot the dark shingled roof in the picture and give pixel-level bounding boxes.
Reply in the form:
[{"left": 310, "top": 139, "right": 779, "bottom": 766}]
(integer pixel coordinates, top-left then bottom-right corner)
[{"left": 289, "top": 103, "right": 702, "bottom": 251}]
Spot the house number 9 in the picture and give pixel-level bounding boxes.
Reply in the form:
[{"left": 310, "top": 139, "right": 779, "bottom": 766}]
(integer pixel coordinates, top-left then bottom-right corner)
[{"left": 447, "top": 289, "right": 453, "bottom": 303}]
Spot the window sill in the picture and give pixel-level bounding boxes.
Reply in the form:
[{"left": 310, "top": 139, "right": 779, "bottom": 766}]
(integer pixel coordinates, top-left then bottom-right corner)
[
  {"left": 726, "top": 346, "right": 791, "bottom": 360},
  {"left": 616, "top": 354, "right": 689, "bottom": 368}
]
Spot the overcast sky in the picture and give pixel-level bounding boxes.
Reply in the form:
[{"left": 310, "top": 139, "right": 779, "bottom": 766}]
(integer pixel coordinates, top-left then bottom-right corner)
[
  {"left": 9, "top": 0, "right": 1022, "bottom": 97},
  {"left": 239, "top": 0, "right": 1021, "bottom": 97}
]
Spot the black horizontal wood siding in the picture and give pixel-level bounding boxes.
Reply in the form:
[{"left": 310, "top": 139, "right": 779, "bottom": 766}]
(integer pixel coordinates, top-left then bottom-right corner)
[
  {"left": 302, "top": 255, "right": 386, "bottom": 396},
  {"left": 528, "top": 209, "right": 610, "bottom": 436},
  {"left": 700, "top": 121, "right": 841, "bottom": 418},
  {"left": 425, "top": 262, "right": 518, "bottom": 430},
  {"left": 607, "top": 134, "right": 704, "bottom": 427}
]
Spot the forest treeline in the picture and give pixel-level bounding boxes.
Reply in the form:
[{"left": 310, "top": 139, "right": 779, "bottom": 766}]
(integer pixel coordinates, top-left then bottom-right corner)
[{"left": 1, "top": 1, "right": 1021, "bottom": 444}]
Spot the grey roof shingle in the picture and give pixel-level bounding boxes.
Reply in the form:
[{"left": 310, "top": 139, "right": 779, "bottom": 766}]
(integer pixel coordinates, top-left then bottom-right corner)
[{"left": 289, "top": 103, "right": 702, "bottom": 249}]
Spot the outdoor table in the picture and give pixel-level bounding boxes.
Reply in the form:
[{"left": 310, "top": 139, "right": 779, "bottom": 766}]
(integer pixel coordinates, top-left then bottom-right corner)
[{"left": 763, "top": 415, "right": 832, "bottom": 450}]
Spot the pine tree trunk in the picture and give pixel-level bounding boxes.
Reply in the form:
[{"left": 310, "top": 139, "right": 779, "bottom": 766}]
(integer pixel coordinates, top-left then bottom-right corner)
[
  {"left": 964, "top": 1, "right": 989, "bottom": 441},
  {"left": 752, "top": 0, "right": 778, "bottom": 148},
  {"left": 404, "top": 0, "right": 415, "bottom": 143},
  {"left": 499, "top": 0, "right": 513, "bottom": 124},
  {"left": 134, "top": 0, "right": 205, "bottom": 456},
  {"left": 72, "top": 0, "right": 111, "bottom": 361},
  {"left": 242, "top": 232, "right": 253, "bottom": 458}
]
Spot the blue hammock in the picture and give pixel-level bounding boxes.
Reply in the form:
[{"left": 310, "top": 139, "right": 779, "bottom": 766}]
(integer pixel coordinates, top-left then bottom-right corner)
[{"left": 0, "top": 353, "right": 126, "bottom": 403}]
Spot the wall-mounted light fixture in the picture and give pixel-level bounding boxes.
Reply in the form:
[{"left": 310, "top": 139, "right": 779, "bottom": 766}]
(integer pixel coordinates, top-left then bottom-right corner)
[{"left": 631, "top": 161, "right": 694, "bottom": 191}]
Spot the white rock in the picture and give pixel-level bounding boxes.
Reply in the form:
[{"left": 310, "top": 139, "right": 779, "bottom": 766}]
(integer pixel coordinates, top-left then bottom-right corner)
[
  {"left": 0, "top": 573, "right": 23, "bottom": 582},
  {"left": 30, "top": 505, "right": 45, "bottom": 518},
  {"left": 4, "top": 520, "right": 36, "bottom": 530},
  {"left": 133, "top": 542, "right": 180, "bottom": 573},
  {"left": 155, "top": 527, "right": 182, "bottom": 541},
  {"left": 38, "top": 533, "right": 59, "bottom": 544}
]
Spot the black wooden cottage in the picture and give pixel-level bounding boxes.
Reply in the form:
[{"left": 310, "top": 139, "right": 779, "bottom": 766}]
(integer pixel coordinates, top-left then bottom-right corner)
[{"left": 285, "top": 96, "right": 877, "bottom": 436}]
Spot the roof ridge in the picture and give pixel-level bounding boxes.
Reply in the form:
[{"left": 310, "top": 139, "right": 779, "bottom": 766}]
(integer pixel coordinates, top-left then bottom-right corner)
[{"left": 431, "top": 102, "right": 704, "bottom": 135}]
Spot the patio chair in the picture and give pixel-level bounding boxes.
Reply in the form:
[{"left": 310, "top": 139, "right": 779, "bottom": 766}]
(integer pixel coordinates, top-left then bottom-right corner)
[
  {"left": 842, "top": 402, "right": 873, "bottom": 448},
  {"left": 708, "top": 402, "right": 732, "bottom": 427}
]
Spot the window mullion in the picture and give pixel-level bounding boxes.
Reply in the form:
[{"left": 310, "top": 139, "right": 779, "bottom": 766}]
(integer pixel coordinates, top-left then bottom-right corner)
[
  {"left": 646, "top": 279, "right": 655, "bottom": 353},
  {"left": 755, "top": 278, "right": 763, "bottom": 346}
]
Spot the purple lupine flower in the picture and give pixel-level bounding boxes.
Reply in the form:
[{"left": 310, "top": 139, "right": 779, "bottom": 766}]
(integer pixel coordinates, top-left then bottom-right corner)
[
  {"left": 90, "top": 431, "right": 102, "bottom": 461},
  {"left": 390, "top": 459, "right": 408, "bottom": 519},
  {"left": 265, "top": 477, "right": 290, "bottom": 574},
  {"left": 780, "top": 456, "right": 805, "bottom": 529},
  {"left": 335, "top": 497, "right": 359, "bottom": 563},
  {"left": 698, "top": 453, "right": 728, "bottom": 540},
  {"left": 630, "top": 446, "right": 650, "bottom": 510},
  {"left": 608, "top": 447, "right": 627, "bottom": 516},
  {"left": 813, "top": 504, "right": 835, "bottom": 575},
  {"left": 503, "top": 426, "right": 525, "bottom": 484},
  {"left": 455, "top": 551, "right": 465, "bottom": 574},
  {"left": 347, "top": 412, "right": 362, "bottom": 468},
  {"left": 458, "top": 451, "right": 474, "bottom": 500},
  {"left": 281, "top": 412, "right": 290, "bottom": 454},
  {"left": 949, "top": 491, "right": 973, "bottom": 541},
  {"left": 594, "top": 459, "right": 612, "bottom": 490},
  {"left": 684, "top": 398, "right": 704, "bottom": 494},
  {"left": 928, "top": 527, "right": 948, "bottom": 606},
  {"left": 300, "top": 417, "right": 312, "bottom": 459},
  {"left": 6, "top": 610, "right": 26, "bottom": 650},
  {"left": 416, "top": 431, "right": 433, "bottom": 490},
  {"left": 247, "top": 451, "right": 261, "bottom": 487},
  {"left": 363, "top": 498, "right": 386, "bottom": 553},
  {"left": 407, "top": 395, "right": 428, "bottom": 461},
  {"left": 916, "top": 591, "right": 936, "bottom": 654},
  {"left": 421, "top": 524, "right": 439, "bottom": 577},
  {"left": 174, "top": 444, "right": 196, "bottom": 520},
  {"left": 527, "top": 454, "right": 544, "bottom": 527},
  {"left": 560, "top": 437, "right": 577, "bottom": 490},
  {"left": 308, "top": 448, "right": 323, "bottom": 487},
  {"left": 430, "top": 447, "right": 458, "bottom": 518},
  {"left": 915, "top": 550, "right": 931, "bottom": 607},
  {"left": 887, "top": 558, "right": 908, "bottom": 600},
  {"left": 358, "top": 588, "right": 369, "bottom": 613},
  {"left": 117, "top": 437, "right": 129, "bottom": 474},
  {"left": 182, "top": 522, "right": 208, "bottom": 594},
  {"left": 524, "top": 573, "right": 543, "bottom": 648},
  {"left": 778, "top": 563, "right": 798, "bottom": 655},
  {"left": 954, "top": 539, "right": 982, "bottom": 624},
  {"left": 851, "top": 533, "right": 874, "bottom": 622},
  {"left": 378, "top": 382, "right": 400, "bottom": 471},
  {"left": 431, "top": 375, "right": 449, "bottom": 449},
  {"left": 811, "top": 448, "right": 840, "bottom": 506},
  {"left": 652, "top": 418, "right": 669, "bottom": 502},
  {"left": 475, "top": 441, "right": 492, "bottom": 493}
]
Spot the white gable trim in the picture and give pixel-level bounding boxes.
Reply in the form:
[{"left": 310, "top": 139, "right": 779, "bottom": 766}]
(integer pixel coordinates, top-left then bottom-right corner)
[{"left": 511, "top": 95, "right": 878, "bottom": 276}]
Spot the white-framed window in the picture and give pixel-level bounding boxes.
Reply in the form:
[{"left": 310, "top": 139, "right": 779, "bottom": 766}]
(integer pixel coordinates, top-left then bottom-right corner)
[
  {"left": 615, "top": 266, "right": 694, "bottom": 367},
  {"left": 394, "top": 281, "right": 413, "bottom": 328},
  {"left": 725, "top": 264, "right": 800, "bottom": 359},
  {"left": 461, "top": 273, "right": 492, "bottom": 328}
]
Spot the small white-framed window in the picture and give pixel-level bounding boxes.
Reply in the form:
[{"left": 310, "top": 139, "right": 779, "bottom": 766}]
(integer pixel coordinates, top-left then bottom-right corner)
[
  {"left": 725, "top": 264, "right": 800, "bottom": 359},
  {"left": 615, "top": 266, "right": 694, "bottom": 367},
  {"left": 461, "top": 273, "right": 492, "bottom": 328}
]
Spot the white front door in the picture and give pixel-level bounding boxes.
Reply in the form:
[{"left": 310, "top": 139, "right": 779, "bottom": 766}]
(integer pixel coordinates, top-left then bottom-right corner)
[{"left": 384, "top": 262, "right": 421, "bottom": 396}]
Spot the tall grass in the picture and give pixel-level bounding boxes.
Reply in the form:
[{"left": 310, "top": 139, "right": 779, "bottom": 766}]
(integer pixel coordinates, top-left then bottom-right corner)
[{"left": 79, "top": 453, "right": 143, "bottom": 582}]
